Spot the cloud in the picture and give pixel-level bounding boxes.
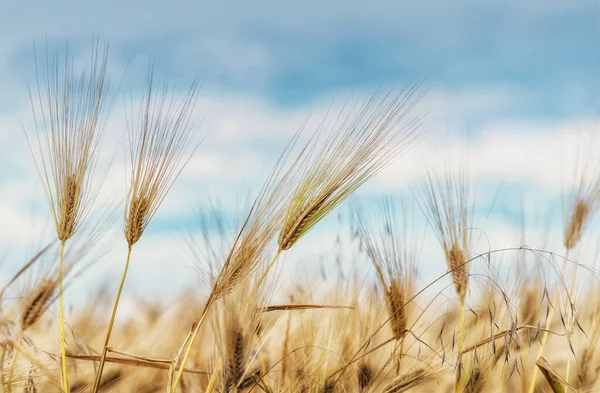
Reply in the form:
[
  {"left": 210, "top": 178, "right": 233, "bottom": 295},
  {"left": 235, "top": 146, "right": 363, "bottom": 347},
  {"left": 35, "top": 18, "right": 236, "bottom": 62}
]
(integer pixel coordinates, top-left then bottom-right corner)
[
  {"left": 1, "top": 0, "right": 597, "bottom": 108},
  {"left": 0, "top": 1, "right": 598, "bottom": 309}
]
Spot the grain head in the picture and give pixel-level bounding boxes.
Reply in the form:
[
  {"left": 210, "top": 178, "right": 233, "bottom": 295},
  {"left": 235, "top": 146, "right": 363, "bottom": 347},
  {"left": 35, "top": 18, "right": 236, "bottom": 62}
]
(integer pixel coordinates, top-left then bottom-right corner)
[
  {"left": 26, "top": 38, "right": 113, "bottom": 243},
  {"left": 214, "top": 270, "right": 275, "bottom": 392},
  {"left": 124, "top": 69, "right": 201, "bottom": 248},
  {"left": 563, "top": 131, "right": 600, "bottom": 251},
  {"left": 277, "top": 82, "right": 424, "bottom": 252},
  {"left": 565, "top": 198, "right": 592, "bottom": 251},
  {"left": 354, "top": 198, "right": 418, "bottom": 341},
  {"left": 20, "top": 278, "right": 56, "bottom": 331},
  {"left": 420, "top": 163, "right": 475, "bottom": 304}
]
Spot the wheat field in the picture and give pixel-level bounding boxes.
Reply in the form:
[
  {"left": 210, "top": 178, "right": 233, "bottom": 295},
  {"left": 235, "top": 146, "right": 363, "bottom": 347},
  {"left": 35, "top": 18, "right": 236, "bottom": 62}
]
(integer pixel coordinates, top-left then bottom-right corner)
[{"left": 1, "top": 39, "right": 598, "bottom": 393}]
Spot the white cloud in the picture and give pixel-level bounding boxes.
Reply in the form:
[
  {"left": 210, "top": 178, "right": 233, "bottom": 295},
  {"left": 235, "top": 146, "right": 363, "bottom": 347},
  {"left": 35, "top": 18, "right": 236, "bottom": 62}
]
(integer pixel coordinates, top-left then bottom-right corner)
[{"left": 0, "top": 48, "right": 597, "bottom": 308}]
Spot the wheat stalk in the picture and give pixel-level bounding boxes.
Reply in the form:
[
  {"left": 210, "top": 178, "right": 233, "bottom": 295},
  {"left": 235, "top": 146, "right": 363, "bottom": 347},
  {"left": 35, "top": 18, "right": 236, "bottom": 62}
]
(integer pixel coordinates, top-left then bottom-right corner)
[
  {"left": 420, "top": 159, "right": 475, "bottom": 393},
  {"left": 25, "top": 38, "right": 113, "bottom": 392},
  {"left": 92, "top": 69, "right": 201, "bottom": 393},
  {"left": 353, "top": 198, "right": 419, "bottom": 376},
  {"left": 20, "top": 279, "right": 56, "bottom": 331}
]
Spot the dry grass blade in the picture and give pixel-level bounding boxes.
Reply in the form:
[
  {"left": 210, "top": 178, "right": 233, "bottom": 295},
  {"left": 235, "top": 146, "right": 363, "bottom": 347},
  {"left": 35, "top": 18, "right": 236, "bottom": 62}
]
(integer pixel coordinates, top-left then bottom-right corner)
[
  {"left": 277, "top": 81, "right": 425, "bottom": 252},
  {"left": 66, "top": 353, "right": 207, "bottom": 374},
  {"left": 261, "top": 304, "right": 354, "bottom": 312},
  {"left": 536, "top": 357, "right": 573, "bottom": 393}
]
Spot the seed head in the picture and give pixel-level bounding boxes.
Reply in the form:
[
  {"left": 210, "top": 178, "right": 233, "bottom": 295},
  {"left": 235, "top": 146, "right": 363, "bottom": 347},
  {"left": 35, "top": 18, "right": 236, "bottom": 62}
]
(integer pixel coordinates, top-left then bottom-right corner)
[
  {"left": 26, "top": 39, "right": 113, "bottom": 244},
  {"left": 124, "top": 70, "right": 201, "bottom": 247}
]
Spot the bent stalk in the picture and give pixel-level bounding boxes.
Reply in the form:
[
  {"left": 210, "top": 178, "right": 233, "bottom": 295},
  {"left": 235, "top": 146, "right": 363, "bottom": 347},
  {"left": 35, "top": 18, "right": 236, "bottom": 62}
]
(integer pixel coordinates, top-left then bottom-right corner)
[{"left": 92, "top": 246, "right": 133, "bottom": 393}]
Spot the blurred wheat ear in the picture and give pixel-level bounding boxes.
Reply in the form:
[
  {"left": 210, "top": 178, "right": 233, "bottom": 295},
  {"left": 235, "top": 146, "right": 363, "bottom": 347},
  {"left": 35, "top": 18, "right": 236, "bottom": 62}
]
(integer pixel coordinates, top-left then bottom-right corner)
[
  {"left": 354, "top": 197, "right": 419, "bottom": 374},
  {"left": 25, "top": 37, "right": 114, "bottom": 393},
  {"left": 420, "top": 160, "right": 476, "bottom": 393},
  {"left": 92, "top": 67, "right": 202, "bottom": 393}
]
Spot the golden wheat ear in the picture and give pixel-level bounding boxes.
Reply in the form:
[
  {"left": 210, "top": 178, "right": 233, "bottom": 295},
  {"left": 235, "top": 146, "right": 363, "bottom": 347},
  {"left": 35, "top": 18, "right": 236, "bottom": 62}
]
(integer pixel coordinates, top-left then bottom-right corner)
[
  {"left": 353, "top": 198, "right": 419, "bottom": 345},
  {"left": 20, "top": 278, "right": 56, "bottom": 331},
  {"left": 123, "top": 69, "right": 203, "bottom": 248},
  {"left": 419, "top": 154, "right": 477, "bottom": 393},
  {"left": 563, "top": 131, "right": 600, "bottom": 252},
  {"left": 277, "top": 81, "right": 425, "bottom": 253},
  {"left": 25, "top": 37, "right": 115, "bottom": 393},
  {"left": 92, "top": 68, "right": 203, "bottom": 393},
  {"left": 26, "top": 38, "right": 114, "bottom": 244},
  {"left": 420, "top": 164, "right": 475, "bottom": 305}
]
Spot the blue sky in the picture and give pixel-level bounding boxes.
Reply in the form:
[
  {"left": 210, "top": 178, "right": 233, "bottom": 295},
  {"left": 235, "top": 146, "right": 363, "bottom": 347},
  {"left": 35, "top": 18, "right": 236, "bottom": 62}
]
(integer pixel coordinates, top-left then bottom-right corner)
[{"left": 0, "top": 0, "right": 599, "bottom": 310}]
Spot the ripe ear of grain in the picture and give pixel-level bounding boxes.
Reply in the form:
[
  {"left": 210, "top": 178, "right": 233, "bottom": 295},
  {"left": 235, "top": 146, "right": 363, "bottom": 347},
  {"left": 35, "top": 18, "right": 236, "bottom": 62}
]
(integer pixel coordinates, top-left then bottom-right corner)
[
  {"left": 277, "top": 82, "right": 424, "bottom": 252},
  {"left": 564, "top": 199, "right": 590, "bottom": 250},
  {"left": 225, "top": 324, "right": 246, "bottom": 391},
  {"left": 386, "top": 283, "right": 407, "bottom": 341},
  {"left": 125, "top": 196, "right": 150, "bottom": 247},
  {"left": 278, "top": 199, "right": 325, "bottom": 251},
  {"left": 447, "top": 241, "right": 468, "bottom": 303},
  {"left": 21, "top": 280, "right": 56, "bottom": 330},
  {"left": 57, "top": 174, "right": 80, "bottom": 242}
]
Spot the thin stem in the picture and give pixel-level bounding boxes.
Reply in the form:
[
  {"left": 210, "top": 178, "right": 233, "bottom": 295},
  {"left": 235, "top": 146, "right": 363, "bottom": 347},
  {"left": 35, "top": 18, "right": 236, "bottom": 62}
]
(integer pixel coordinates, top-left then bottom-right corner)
[
  {"left": 527, "top": 249, "right": 571, "bottom": 393},
  {"left": 0, "top": 350, "right": 5, "bottom": 393},
  {"left": 204, "top": 357, "right": 221, "bottom": 393},
  {"left": 58, "top": 241, "right": 69, "bottom": 392},
  {"left": 92, "top": 246, "right": 133, "bottom": 393},
  {"left": 170, "top": 305, "right": 211, "bottom": 393},
  {"left": 393, "top": 338, "right": 405, "bottom": 374},
  {"left": 454, "top": 301, "right": 465, "bottom": 393},
  {"left": 166, "top": 329, "right": 193, "bottom": 391}
]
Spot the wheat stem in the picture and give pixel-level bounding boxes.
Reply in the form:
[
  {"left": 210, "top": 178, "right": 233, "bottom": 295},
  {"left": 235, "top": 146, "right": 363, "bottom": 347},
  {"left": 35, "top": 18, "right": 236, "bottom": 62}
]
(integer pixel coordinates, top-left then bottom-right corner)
[
  {"left": 58, "top": 241, "right": 69, "bottom": 392},
  {"left": 0, "top": 350, "right": 5, "bottom": 393},
  {"left": 204, "top": 357, "right": 222, "bottom": 393},
  {"left": 455, "top": 301, "right": 465, "bottom": 393},
  {"left": 92, "top": 246, "right": 133, "bottom": 393},
  {"left": 170, "top": 304, "right": 211, "bottom": 392}
]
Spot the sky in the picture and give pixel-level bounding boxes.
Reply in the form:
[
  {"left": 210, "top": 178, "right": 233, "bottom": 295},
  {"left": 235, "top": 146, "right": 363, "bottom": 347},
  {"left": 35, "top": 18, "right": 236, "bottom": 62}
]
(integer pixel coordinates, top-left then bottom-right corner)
[{"left": 0, "top": 1, "right": 599, "bottom": 313}]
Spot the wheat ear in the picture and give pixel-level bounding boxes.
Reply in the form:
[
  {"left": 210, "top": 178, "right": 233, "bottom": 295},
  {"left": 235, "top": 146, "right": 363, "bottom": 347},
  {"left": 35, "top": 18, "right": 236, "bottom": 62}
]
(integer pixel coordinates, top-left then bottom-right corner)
[{"left": 92, "top": 70, "right": 200, "bottom": 393}]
